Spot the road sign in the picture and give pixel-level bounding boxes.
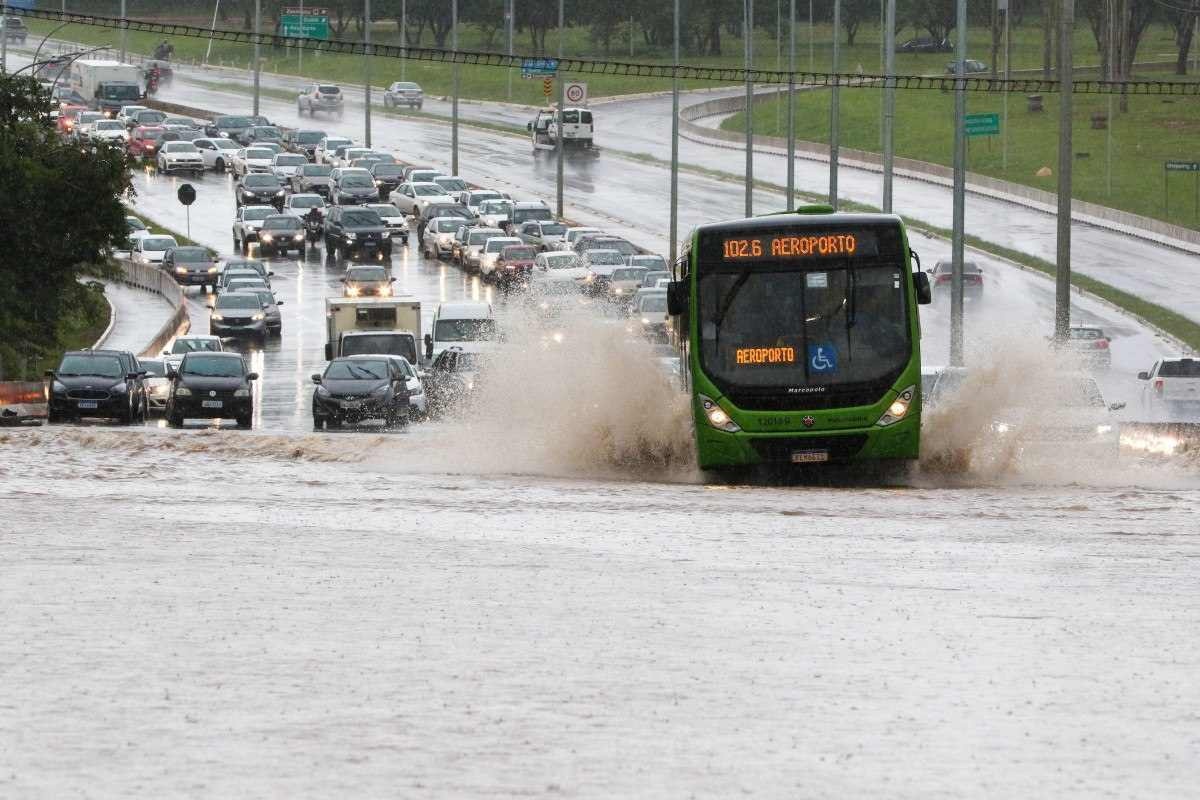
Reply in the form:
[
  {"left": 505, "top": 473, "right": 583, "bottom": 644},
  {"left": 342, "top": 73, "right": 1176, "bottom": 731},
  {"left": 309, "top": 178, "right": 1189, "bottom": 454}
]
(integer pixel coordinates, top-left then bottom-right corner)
[
  {"left": 1165, "top": 160, "right": 1200, "bottom": 172},
  {"left": 542, "top": 78, "right": 553, "bottom": 98},
  {"left": 177, "top": 184, "right": 196, "bottom": 206},
  {"left": 280, "top": 12, "right": 330, "bottom": 39},
  {"left": 564, "top": 81, "right": 588, "bottom": 105},
  {"left": 964, "top": 112, "right": 1000, "bottom": 137},
  {"left": 521, "top": 57, "right": 559, "bottom": 78}
]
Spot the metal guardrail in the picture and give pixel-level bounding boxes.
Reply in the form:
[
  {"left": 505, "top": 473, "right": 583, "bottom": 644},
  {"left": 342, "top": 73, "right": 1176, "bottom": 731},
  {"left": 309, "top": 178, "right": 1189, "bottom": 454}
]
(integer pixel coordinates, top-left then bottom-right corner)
[{"left": 111, "top": 257, "right": 190, "bottom": 358}]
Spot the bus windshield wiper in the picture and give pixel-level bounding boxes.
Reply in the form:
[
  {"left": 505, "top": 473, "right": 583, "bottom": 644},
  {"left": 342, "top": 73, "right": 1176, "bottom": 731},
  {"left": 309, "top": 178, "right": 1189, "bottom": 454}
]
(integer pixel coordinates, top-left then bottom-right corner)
[
  {"left": 845, "top": 269, "right": 858, "bottom": 361},
  {"left": 713, "top": 271, "right": 753, "bottom": 353}
]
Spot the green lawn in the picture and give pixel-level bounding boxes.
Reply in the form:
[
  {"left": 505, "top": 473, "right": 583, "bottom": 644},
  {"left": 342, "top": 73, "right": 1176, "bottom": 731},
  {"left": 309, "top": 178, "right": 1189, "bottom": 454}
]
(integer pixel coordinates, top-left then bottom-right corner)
[
  {"left": 26, "top": 16, "right": 1175, "bottom": 103},
  {"left": 723, "top": 70, "right": 1200, "bottom": 230}
]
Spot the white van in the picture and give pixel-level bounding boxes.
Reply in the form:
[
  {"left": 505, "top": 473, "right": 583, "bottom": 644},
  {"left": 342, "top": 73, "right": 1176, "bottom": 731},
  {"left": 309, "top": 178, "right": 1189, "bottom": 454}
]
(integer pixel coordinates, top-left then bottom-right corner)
[
  {"left": 529, "top": 106, "right": 594, "bottom": 150},
  {"left": 425, "top": 302, "right": 497, "bottom": 360}
]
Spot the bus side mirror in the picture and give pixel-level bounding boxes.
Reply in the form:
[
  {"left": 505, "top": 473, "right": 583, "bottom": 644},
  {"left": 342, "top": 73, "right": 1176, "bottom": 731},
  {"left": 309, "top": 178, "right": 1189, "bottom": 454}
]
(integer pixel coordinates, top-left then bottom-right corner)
[
  {"left": 1136, "top": 371, "right": 1150, "bottom": 381},
  {"left": 526, "top": 122, "right": 533, "bottom": 131},
  {"left": 914, "top": 272, "right": 932, "bottom": 305},
  {"left": 666, "top": 281, "right": 688, "bottom": 316}
]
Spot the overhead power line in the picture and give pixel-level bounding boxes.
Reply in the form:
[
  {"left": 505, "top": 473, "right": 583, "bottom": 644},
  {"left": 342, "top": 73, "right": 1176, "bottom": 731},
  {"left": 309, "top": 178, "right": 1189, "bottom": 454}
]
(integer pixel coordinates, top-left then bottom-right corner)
[{"left": 10, "top": 7, "right": 1200, "bottom": 95}]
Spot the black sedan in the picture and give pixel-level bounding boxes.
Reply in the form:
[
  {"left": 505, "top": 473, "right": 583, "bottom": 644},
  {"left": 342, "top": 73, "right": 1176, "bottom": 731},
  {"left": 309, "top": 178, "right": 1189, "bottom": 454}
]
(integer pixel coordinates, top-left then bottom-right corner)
[
  {"left": 162, "top": 246, "right": 220, "bottom": 290},
  {"left": 324, "top": 207, "right": 393, "bottom": 263},
  {"left": 333, "top": 173, "right": 381, "bottom": 206},
  {"left": 236, "top": 173, "right": 286, "bottom": 209},
  {"left": 311, "top": 356, "right": 412, "bottom": 430},
  {"left": 166, "top": 352, "right": 257, "bottom": 428},
  {"left": 46, "top": 350, "right": 147, "bottom": 424},
  {"left": 257, "top": 215, "right": 307, "bottom": 258}
]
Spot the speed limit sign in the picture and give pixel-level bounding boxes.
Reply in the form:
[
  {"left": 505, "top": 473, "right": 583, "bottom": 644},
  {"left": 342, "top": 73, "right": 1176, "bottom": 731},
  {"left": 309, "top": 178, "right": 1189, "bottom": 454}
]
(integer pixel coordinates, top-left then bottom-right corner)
[{"left": 564, "top": 81, "right": 588, "bottom": 105}]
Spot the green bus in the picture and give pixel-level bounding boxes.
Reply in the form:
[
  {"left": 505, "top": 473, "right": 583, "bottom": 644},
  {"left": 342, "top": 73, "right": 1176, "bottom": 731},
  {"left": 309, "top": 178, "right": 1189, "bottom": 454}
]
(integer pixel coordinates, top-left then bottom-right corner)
[{"left": 667, "top": 207, "right": 932, "bottom": 471}]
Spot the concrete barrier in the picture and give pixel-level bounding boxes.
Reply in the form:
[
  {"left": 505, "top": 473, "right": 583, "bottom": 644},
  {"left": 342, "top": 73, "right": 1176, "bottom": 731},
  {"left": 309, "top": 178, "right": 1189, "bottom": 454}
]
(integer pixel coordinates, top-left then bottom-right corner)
[{"left": 110, "top": 258, "right": 191, "bottom": 358}]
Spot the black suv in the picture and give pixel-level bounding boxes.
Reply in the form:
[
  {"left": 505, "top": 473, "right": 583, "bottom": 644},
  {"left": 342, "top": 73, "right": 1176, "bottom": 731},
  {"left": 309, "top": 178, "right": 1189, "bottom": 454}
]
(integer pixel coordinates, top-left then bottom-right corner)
[
  {"left": 324, "top": 207, "right": 393, "bottom": 263},
  {"left": 370, "top": 163, "right": 405, "bottom": 200},
  {"left": 236, "top": 173, "right": 286, "bottom": 209},
  {"left": 46, "top": 349, "right": 147, "bottom": 424},
  {"left": 166, "top": 351, "right": 258, "bottom": 428},
  {"left": 284, "top": 128, "right": 327, "bottom": 160},
  {"left": 162, "top": 246, "right": 219, "bottom": 290}
]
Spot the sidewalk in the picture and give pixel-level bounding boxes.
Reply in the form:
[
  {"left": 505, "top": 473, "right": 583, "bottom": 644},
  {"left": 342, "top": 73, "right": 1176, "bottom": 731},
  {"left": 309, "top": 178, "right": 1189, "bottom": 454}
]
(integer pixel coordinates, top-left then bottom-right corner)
[{"left": 98, "top": 280, "right": 175, "bottom": 356}]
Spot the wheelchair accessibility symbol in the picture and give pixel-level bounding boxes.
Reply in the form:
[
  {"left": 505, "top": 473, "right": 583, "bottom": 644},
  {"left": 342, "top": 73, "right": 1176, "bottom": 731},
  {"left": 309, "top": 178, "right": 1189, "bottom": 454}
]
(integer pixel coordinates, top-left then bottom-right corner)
[{"left": 808, "top": 344, "right": 838, "bottom": 373}]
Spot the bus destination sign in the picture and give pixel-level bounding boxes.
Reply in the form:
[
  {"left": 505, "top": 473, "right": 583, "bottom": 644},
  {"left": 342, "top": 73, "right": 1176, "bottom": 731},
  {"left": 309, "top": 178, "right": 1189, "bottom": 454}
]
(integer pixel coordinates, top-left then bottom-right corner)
[{"left": 720, "top": 231, "right": 878, "bottom": 261}]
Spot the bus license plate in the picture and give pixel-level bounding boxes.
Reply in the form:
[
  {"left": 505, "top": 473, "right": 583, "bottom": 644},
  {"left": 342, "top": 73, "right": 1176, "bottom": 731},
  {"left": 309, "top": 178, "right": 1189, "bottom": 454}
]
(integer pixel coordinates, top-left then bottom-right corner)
[
  {"left": 202, "top": 400, "right": 223, "bottom": 409},
  {"left": 791, "top": 450, "right": 830, "bottom": 464},
  {"left": 77, "top": 400, "right": 98, "bottom": 409}
]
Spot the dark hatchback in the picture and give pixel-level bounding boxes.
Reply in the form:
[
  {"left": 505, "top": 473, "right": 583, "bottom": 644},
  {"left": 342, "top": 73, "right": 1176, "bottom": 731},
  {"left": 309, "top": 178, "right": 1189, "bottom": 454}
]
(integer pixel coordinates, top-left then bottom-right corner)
[
  {"left": 210, "top": 291, "right": 269, "bottom": 339},
  {"left": 370, "top": 163, "right": 405, "bottom": 199},
  {"left": 311, "top": 355, "right": 412, "bottom": 429},
  {"left": 46, "top": 350, "right": 147, "bottom": 424},
  {"left": 166, "top": 352, "right": 257, "bottom": 428},
  {"left": 237, "top": 173, "right": 286, "bottom": 209},
  {"left": 324, "top": 207, "right": 393, "bottom": 262},
  {"left": 333, "top": 174, "right": 381, "bottom": 206},
  {"left": 163, "top": 246, "right": 220, "bottom": 289}
]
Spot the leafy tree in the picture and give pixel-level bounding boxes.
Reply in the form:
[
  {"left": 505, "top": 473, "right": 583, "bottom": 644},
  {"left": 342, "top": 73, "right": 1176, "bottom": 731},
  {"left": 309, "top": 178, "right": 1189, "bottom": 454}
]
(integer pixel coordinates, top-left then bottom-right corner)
[{"left": 0, "top": 77, "right": 130, "bottom": 379}]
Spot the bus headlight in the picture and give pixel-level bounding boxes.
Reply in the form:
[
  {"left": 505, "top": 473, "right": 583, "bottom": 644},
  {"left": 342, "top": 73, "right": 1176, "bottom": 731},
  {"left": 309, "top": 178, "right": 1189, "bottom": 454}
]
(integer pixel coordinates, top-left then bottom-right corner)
[
  {"left": 699, "top": 394, "right": 740, "bottom": 433},
  {"left": 1095, "top": 424, "right": 1114, "bottom": 436},
  {"left": 875, "top": 385, "right": 915, "bottom": 427}
]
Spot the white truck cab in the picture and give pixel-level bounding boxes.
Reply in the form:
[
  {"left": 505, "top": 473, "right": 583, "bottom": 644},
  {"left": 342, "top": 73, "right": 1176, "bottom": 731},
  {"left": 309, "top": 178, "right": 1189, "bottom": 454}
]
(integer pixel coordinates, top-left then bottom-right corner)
[{"left": 425, "top": 302, "right": 496, "bottom": 361}]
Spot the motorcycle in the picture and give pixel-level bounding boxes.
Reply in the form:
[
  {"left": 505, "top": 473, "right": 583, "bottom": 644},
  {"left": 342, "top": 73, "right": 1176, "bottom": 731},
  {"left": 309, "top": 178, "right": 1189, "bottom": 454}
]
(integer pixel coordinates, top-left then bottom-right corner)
[
  {"left": 146, "top": 69, "right": 160, "bottom": 97},
  {"left": 304, "top": 209, "right": 324, "bottom": 243}
]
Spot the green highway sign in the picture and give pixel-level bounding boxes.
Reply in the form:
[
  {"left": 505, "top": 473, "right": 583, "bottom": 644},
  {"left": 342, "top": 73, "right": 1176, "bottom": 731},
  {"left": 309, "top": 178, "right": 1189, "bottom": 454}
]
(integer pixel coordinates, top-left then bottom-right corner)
[
  {"left": 964, "top": 112, "right": 1000, "bottom": 137},
  {"left": 281, "top": 13, "right": 330, "bottom": 40},
  {"left": 1165, "top": 160, "right": 1200, "bottom": 172}
]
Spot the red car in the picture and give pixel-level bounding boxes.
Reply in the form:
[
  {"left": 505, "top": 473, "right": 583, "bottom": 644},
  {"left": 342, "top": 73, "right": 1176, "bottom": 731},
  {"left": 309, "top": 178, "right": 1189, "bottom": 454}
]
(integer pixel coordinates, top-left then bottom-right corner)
[
  {"left": 127, "top": 125, "right": 167, "bottom": 160},
  {"left": 494, "top": 244, "right": 537, "bottom": 283},
  {"left": 57, "top": 104, "right": 88, "bottom": 136}
]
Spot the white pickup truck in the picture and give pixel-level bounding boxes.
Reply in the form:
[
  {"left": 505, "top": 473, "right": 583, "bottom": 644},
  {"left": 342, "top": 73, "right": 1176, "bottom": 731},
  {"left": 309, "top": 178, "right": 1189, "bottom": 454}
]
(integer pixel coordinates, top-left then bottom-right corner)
[{"left": 1139, "top": 357, "right": 1200, "bottom": 416}]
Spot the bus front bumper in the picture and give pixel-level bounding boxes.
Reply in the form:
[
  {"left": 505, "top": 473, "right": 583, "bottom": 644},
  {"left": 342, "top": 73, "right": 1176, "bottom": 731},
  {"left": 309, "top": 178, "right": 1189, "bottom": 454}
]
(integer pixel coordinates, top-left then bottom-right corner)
[{"left": 695, "top": 414, "right": 921, "bottom": 470}]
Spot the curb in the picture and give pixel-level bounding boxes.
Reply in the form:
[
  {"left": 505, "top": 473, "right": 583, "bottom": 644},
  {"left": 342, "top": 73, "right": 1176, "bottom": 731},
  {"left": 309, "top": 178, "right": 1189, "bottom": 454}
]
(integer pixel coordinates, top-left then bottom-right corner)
[{"left": 93, "top": 285, "right": 118, "bottom": 348}]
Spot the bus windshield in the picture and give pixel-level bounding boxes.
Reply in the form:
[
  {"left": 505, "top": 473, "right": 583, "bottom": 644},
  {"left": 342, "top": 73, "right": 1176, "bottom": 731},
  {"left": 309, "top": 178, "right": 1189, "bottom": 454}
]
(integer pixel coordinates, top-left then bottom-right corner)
[{"left": 698, "top": 262, "right": 909, "bottom": 392}]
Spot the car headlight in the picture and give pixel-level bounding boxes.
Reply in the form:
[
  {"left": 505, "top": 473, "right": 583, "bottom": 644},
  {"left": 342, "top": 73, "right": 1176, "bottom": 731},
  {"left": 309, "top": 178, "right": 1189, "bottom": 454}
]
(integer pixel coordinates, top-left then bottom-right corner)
[
  {"left": 175, "top": 387, "right": 192, "bottom": 396},
  {"left": 539, "top": 302, "right": 549, "bottom": 310},
  {"left": 378, "top": 286, "right": 391, "bottom": 297},
  {"left": 251, "top": 313, "right": 265, "bottom": 321},
  {"left": 175, "top": 267, "right": 188, "bottom": 274},
  {"left": 316, "top": 385, "right": 331, "bottom": 398},
  {"left": 52, "top": 380, "right": 67, "bottom": 394},
  {"left": 207, "top": 266, "right": 219, "bottom": 273},
  {"left": 211, "top": 314, "right": 224, "bottom": 321},
  {"left": 346, "top": 286, "right": 361, "bottom": 297},
  {"left": 991, "top": 421, "right": 1011, "bottom": 435},
  {"left": 876, "top": 386, "right": 915, "bottom": 427},
  {"left": 370, "top": 384, "right": 390, "bottom": 397},
  {"left": 348, "top": 232, "right": 358, "bottom": 240},
  {"left": 381, "top": 231, "right": 391, "bottom": 239},
  {"left": 614, "top": 287, "right": 624, "bottom": 295},
  {"left": 260, "top": 233, "right": 273, "bottom": 241},
  {"left": 293, "top": 233, "right": 304, "bottom": 240},
  {"left": 275, "top": 190, "right": 285, "bottom": 196},
  {"left": 1096, "top": 424, "right": 1114, "bottom": 436},
  {"left": 699, "top": 393, "right": 740, "bottom": 433},
  {"left": 233, "top": 388, "right": 250, "bottom": 398}
]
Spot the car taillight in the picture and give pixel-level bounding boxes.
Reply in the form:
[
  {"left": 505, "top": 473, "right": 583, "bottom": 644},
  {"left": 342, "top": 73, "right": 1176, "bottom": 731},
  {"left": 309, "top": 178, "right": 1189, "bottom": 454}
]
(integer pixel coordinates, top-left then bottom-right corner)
[
  {"left": 936, "top": 275, "right": 951, "bottom": 284},
  {"left": 1154, "top": 379, "right": 1164, "bottom": 394},
  {"left": 1094, "top": 339, "right": 1109, "bottom": 349}
]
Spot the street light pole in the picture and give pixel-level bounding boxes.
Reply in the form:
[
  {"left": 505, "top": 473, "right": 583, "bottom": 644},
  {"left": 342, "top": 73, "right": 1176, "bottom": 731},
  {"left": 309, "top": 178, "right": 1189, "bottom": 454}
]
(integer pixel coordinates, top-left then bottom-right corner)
[
  {"left": 252, "top": 0, "right": 261, "bottom": 116},
  {"left": 400, "top": 0, "right": 406, "bottom": 81},
  {"left": 506, "top": 0, "right": 514, "bottom": 101},
  {"left": 298, "top": 0, "right": 303, "bottom": 72},
  {"left": 1055, "top": 0, "right": 1075, "bottom": 342},
  {"left": 669, "top": 0, "right": 680, "bottom": 262},
  {"left": 120, "top": 0, "right": 126, "bottom": 63},
  {"left": 451, "top": 0, "right": 459, "bottom": 175},
  {"left": 744, "top": 0, "right": 754, "bottom": 217},
  {"left": 206, "top": 0, "right": 222, "bottom": 67},
  {"left": 882, "top": 0, "right": 896, "bottom": 212},
  {"left": 787, "top": 0, "right": 796, "bottom": 209},
  {"left": 2, "top": 1, "right": 9, "bottom": 76},
  {"left": 555, "top": 0, "right": 564, "bottom": 219},
  {"left": 950, "top": 0, "right": 967, "bottom": 366},
  {"left": 829, "top": 0, "right": 840, "bottom": 209},
  {"left": 364, "top": 0, "right": 372, "bottom": 148}
]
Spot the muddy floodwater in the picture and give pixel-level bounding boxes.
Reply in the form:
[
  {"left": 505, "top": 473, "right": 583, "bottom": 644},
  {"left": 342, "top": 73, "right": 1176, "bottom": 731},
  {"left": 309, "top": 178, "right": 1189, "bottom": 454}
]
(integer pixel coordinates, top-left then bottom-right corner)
[{"left": 2, "top": 414, "right": 1198, "bottom": 797}]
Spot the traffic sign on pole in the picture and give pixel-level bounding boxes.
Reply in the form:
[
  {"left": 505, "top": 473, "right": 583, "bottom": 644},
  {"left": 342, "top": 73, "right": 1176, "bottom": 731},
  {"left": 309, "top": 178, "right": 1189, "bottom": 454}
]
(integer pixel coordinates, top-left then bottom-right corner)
[
  {"left": 564, "top": 81, "right": 587, "bottom": 105},
  {"left": 177, "top": 183, "right": 196, "bottom": 239},
  {"left": 542, "top": 77, "right": 553, "bottom": 98},
  {"left": 964, "top": 112, "right": 1000, "bottom": 137}
]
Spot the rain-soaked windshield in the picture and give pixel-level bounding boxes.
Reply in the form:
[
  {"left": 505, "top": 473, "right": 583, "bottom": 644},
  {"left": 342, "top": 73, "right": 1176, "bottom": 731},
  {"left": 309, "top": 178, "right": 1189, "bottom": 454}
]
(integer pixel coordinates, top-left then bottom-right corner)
[
  {"left": 171, "top": 338, "right": 221, "bottom": 354},
  {"left": 57, "top": 355, "right": 123, "bottom": 378},
  {"left": 182, "top": 355, "right": 244, "bottom": 377},
  {"left": 325, "top": 359, "right": 390, "bottom": 380},
  {"left": 435, "top": 319, "right": 496, "bottom": 342}
]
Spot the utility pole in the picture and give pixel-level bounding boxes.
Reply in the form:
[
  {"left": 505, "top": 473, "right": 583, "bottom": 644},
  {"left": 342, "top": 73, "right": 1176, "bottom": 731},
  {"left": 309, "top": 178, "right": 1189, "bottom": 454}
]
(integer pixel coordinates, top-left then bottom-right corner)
[
  {"left": 364, "top": 0, "right": 372, "bottom": 148},
  {"left": 669, "top": 0, "right": 680, "bottom": 262},
  {"left": 1, "top": 1, "right": 8, "bottom": 76},
  {"left": 1055, "top": 0, "right": 1074, "bottom": 342},
  {"left": 506, "top": 0, "right": 514, "bottom": 101},
  {"left": 829, "top": 0, "right": 840, "bottom": 209},
  {"left": 1105, "top": 0, "right": 1113, "bottom": 194},
  {"left": 451, "top": 0, "right": 459, "bottom": 175},
  {"left": 882, "top": 0, "right": 896, "bottom": 212},
  {"left": 744, "top": 0, "right": 754, "bottom": 217},
  {"left": 253, "top": 0, "right": 261, "bottom": 116},
  {"left": 120, "top": 0, "right": 127, "bottom": 62},
  {"left": 809, "top": 0, "right": 814, "bottom": 73},
  {"left": 298, "top": 0, "right": 303, "bottom": 72},
  {"left": 400, "top": 0, "right": 406, "bottom": 81},
  {"left": 1002, "top": 0, "right": 1010, "bottom": 170},
  {"left": 950, "top": 0, "right": 967, "bottom": 366},
  {"left": 786, "top": 0, "right": 796, "bottom": 208},
  {"left": 555, "top": 0, "right": 564, "bottom": 218}
]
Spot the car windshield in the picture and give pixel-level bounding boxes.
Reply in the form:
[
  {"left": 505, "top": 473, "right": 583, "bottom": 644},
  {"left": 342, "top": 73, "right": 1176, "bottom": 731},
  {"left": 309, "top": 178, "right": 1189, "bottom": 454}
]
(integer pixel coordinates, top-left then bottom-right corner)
[
  {"left": 244, "top": 176, "right": 281, "bottom": 188},
  {"left": 410, "top": 172, "right": 439, "bottom": 183},
  {"left": 290, "top": 195, "right": 324, "bottom": 208},
  {"left": 182, "top": 355, "right": 244, "bottom": 377},
  {"left": 486, "top": 239, "right": 520, "bottom": 253},
  {"left": 699, "top": 263, "right": 910, "bottom": 392},
  {"left": 632, "top": 257, "right": 668, "bottom": 269},
  {"left": 413, "top": 184, "right": 444, "bottom": 196},
  {"left": 171, "top": 247, "right": 210, "bottom": 263},
  {"left": 325, "top": 359, "right": 390, "bottom": 380},
  {"left": 1159, "top": 359, "right": 1200, "bottom": 377},
  {"left": 503, "top": 246, "right": 536, "bottom": 259},
  {"left": 245, "top": 148, "right": 273, "bottom": 160},
  {"left": 243, "top": 207, "right": 274, "bottom": 220},
  {"left": 217, "top": 294, "right": 262, "bottom": 310},
  {"left": 296, "top": 130, "right": 325, "bottom": 143},
  {"left": 348, "top": 267, "right": 388, "bottom": 281},
  {"left": 218, "top": 116, "right": 253, "bottom": 128},
  {"left": 587, "top": 251, "right": 625, "bottom": 265},
  {"left": 79, "top": 114, "right": 103, "bottom": 124},
  {"left": 374, "top": 165, "right": 404, "bottom": 177},
  {"left": 102, "top": 84, "right": 141, "bottom": 100},
  {"left": 612, "top": 268, "right": 648, "bottom": 281},
  {"left": 394, "top": 82, "right": 421, "bottom": 91},
  {"left": 164, "top": 142, "right": 197, "bottom": 152},
  {"left": 318, "top": 85, "right": 340, "bottom": 94},
  {"left": 127, "top": 218, "right": 146, "bottom": 230},
  {"left": 642, "top": 271, "right": 670, "bottom": 286},
  {"left": 342, "top": 210, "right": 383, "bottom": 226},
  {"left": 1070, "top": 328, "right": 1104, "bottom": 340},
  {"left": 57, "top": 355, "right": 123, "bottom": 378},
  {"left": 248, "top": 290, "right": 275, "bottom": 306},
  {"left": 96, "top": 121, "right": 124, "bottom": 131},
  {"left": 135, "top": 111, "right": 166, "bottom": 122},
  {"left": 340, "top": 335, "right": 416, "bottom": 362},
  {"left": 639, "top": 295, "right": 669, "bottom": 313},
  {"left": 301, "top": 165, "right": 332, "bottom": 176},
  {"left": 481, "top": 201, "right": 512, "bottom": 215},
  {"left": 262, "top": 217, "right": 301, "bottom": 230},
  {"left": 433, "top": 219, "right": 461, "bottom": 232},
  {"left": 171, "top": 338, "right": 221, "bottom": 354},
  {"left": 140, "top": 359, "right": 167, "bottom": 376},
  {"left": 435, "top": 178, "right": 467, "bottom": 191},
  {"left": 589, "top": 239, "right": 637, "bottom": 256},
  {"left": 470, "top": 193, "right": 502, "bottom": 205},
  {"left": 514, "top": 207, "right": 553, "bottom": 222},
  {"left": 213, "top": 139, "right": 240, "bottom": 149},
  {"left": 568, "top": 229, "right": 600, "bottom": 242},
  {"left": 368, "top": 204, "right": 402, "bottom": 217},
  {"left": 252, "top": 127, "right": 281, "bottom": 138},
  {"left": 435, "top": 319, "right": 496, "bottom": 342},
  {"left": 469, "top": 231, "right": 502, "bottom": 244},
  {"left": 275, "top": 155, "right": 306, "bottom": 165},
  {"left": 546, "top": 255, "right": 578, "bottom": 269},
  {"left": 535, "top": 223, "right": 566, "bottom": 236},
  {"left": 342, "top": 175, "right": 374, "bottom": 188},
  {"left": 142, "top": 237, "right": 177, "bottom": 251}
]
